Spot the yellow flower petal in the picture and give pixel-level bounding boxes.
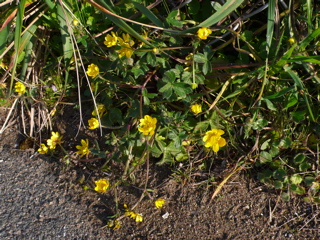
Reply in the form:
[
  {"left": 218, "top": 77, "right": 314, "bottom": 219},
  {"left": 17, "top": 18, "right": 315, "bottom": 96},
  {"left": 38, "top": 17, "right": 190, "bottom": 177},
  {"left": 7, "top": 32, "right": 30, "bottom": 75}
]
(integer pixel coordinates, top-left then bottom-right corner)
[
  {"left": 155, "top": 198, "right": 165, "bottom": 209},
  {"left": 197, "top": 27, "right": 212, "bottom": 40},
  {"left": 76, "top": 139, "right": 90, "bottom": 157},
  {"left": 138, "top": 115, "right": 157, "bottom": 136},
  {"left": 88, "top": 118, "right": 99, "bottom": 130},
  {"left": 86, "top": 64, "right": 99, "bottom": 78},
  {"left": 15, "top": 82, "right": 26, "bottom": 95},
  {"left": 203, "top": 129, "right": 226, "bottom": 152},
  {"left": 94, "top": 179, "right": 109, "bottom": 193},
  {"left": 191, "top": 104, "right": 202, "bottom": 114}
]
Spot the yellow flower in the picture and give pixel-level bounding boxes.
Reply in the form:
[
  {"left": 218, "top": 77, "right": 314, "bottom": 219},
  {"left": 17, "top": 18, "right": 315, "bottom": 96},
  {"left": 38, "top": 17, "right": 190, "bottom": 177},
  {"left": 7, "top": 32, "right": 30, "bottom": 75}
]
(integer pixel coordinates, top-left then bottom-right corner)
[
  {"left": 15, "top": 82, "right": 26, "bottom": 95},
  {"left": 121, "top": 33, "right": 135, "bottom": 47},
  {"left": 203, "top": 129, "right": 227, "bottom": 152},
  {"left": 104, "top": 32, "right": 118, "bottom": 47},
  {"left": 117, "top": 42, "right": 134, "bottom": 58},
  {"left": 138, "top": 115, "right": 157, "bottom": 136},
  {"left": 38, "top": 143, "right": 48, "bottom": 154},
  {"left": 76, "top": 139, "right": 90, "bottom": 157},
  {"left": 155, "top": 198, "right": 165, "bottom": 209},
  {"left": 124, "top": 204, "right": 143, "bottom": 222},
  {"left": 117, "top": 34, "right": 135, "bottom": 58},
  {"left": 72, "top": 19, "right": 79, "bottom": 26},
  {"left": 191, "top": 104, "right": 202, "bottom": 114},
  {"left": 185, "top": 53, "right": 193, "bottom": 65},
  {"left": 47, "top": 131, "right": 63, "bottom": 150},
  {"left": 197, "top": 27, "right": 212, "bottom": 40},
  {"left": 134, "top": 213, "right": 143, "bottom": 222},
  {"left": 107, "top": 220, "right": 121, "bottom": 230},
  {"left": 92, "top": 103, "right": 106, "bottom": 117},
  {"left": 88, "top": 118, "right": 99, "bottom": 130},
  {"left": 94, "top": 178, "right": 110, "bottom": 193},
  {"left": 288, "top": 37, "right": 295, "bottom": 45},
  {"left": 86, "top": 64, "right": 99, "bottom": 78}
]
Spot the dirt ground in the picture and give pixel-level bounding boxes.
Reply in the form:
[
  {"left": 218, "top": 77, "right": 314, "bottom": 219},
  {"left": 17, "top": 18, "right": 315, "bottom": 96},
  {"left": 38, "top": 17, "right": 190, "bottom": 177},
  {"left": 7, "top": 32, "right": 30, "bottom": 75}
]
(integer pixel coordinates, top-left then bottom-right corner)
[{"left": 1, "top": 105, "right": 320, "bottom": 239}]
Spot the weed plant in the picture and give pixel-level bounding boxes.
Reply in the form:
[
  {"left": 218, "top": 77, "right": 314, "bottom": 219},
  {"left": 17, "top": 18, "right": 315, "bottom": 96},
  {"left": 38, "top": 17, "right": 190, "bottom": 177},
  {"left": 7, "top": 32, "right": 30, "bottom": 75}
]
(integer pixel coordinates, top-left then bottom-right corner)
[{"left": 1, "top": 0, "right": 320, "bottom": 228}]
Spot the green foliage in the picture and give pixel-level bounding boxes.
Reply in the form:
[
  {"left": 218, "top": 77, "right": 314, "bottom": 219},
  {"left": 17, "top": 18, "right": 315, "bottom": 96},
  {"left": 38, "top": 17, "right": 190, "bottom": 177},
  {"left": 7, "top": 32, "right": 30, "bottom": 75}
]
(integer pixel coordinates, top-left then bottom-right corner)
[{"left": 1, "top": 0, "right": 320, "bottom": 209}]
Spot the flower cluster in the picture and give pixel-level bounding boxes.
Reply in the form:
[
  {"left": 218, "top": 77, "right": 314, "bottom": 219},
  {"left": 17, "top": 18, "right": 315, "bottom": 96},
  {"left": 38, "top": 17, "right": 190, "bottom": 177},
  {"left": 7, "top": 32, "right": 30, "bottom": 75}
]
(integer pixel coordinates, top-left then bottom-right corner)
[
  {"left": 38, "top": 143, "right": 48, "bottom": 154},
  {"left": 15, "top": 82, "right": 26, "bottom": 95},
  {"left": 94, "top": 178, "right": 110, "bottom": 193},
  {"left": 203, "top": 129, "right": 226, "bottom": 152},
  {"left": 37, "top": 131, "right": 62, "bottom": 154},
  {"left": 76, "top": 139, "right": 90, "bottom": 157},
  {"left": 104, "top": 32, "right": 135, "bottom": 58},
  {"left": 138, "top": 115, "right": 157, "bottom": 136},
  {"left": 124, "top": 204, "right": 143, "bottom": 222},
  {"left": 197, "top": 27, "right": 212, "bottom": 40},
  {"left": 47, "top": 131, "right": 63, "bottom": 150},
  {"left": 86, "top": 63, "right": 99, "bottom": 78},
  {"left": 107, "top": 219, "right": 121, "bottom": 230},
  {"left": 87, "top": 103, "right": 106, "bottom": 130}
]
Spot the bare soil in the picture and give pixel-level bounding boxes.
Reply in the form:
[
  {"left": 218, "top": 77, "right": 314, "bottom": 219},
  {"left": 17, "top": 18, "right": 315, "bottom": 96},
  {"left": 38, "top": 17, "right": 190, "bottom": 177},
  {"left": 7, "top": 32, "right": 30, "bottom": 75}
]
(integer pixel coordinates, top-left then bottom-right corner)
[{"left": 1, "top": 106, "right": 319, "bottom": 239}]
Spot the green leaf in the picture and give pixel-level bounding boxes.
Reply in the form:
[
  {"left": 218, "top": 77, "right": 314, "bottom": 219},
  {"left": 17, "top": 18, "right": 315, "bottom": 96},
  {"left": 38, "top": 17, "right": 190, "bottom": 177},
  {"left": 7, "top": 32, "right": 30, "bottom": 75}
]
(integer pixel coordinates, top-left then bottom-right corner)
[
  {"left": 304, "top": 176, "right": 315, "bottom": 186},
  {"left": 252, "top": 119, "right": 268, "bottom": 131},
  {"left": 264, "top": 86, "right": 295, "bottom": 99},
  {"left": 279, "top": 137, "right": 292, "bottom": 148},
  {"left": 131, "top": 67, "right": 144, "bottom": 79},
  {"left": 299, "top": 162, "right": 311, "bottom": 171},
  {"left": 291, "top": 110, "right": 306, "bottom": 122},
  {"left": 146, "top": 52, "right": 157, "bottom": 66},
  {"left": 172, "top": 82, "right": 191, "bottom": 98},
  {"left": 293, "top": 153, "right": 306, "bottom": 165},
  {"left": 290, "top": 174, "right": 303, "bottom": 185},
  {"left": 262, "top": 98, "right": 277, "bottom": 111},
  {"left": 194, "top": 120, "right": 210, "bottom": 133},
  {"left": 281, "top": 192, "right": 290, "bottom": 201},
  {"left": 194, "top": 53, "right": 207, "bottom": 63},
  {"left": 259, "top": 151, "right": 272, "bottom": 163},
  {"left": 284, "top": 93, "right": 298, "bottom": 109},
  {"left": 163, "top": 70, "right": 176, "bottom": 83},
  {"left": 260, "top": 139, "right": 270, "bottom": 150},
  {"left": 269, "top": 146, "right": 280, "bottom": 157},
  {"left": 274, "top": 180, "right": 283, "bottom": 189},
  {"left": 159, "top": 83, "right": 173, "bottom": 99},
  {"left": 273, "top": 169, "right": 287, "bottom": 181},
  {"left": 166, "top": 10, "right": 183, "bottom": 27},
  {"left": 290, "top": 184, "right": 305, "bottom": 195}
]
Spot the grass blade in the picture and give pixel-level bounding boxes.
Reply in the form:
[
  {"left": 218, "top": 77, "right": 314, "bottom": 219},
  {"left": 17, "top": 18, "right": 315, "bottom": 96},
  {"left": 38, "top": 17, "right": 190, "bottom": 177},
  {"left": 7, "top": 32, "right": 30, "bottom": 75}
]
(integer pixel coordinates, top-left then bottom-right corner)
[
  {"left": 266, "top": 0, "right": 276, "bottom": 56},
  {"left": 197, "top": 0, "right": 245, "bottom": 28},
  {"left": 299, "top": 27, "right": 320, "bottom": 52},
  {"left": 56, "top": 0, "right": 73, "bottom": 65},
  {"left": 131, "top": 1, "right": 166, "bottom": 28},
  {"left": 10, "top": 0, "right": 27, "bottom": 94},
  {"left": 284, "top": 66, "right": 315, "bottom": 122}
]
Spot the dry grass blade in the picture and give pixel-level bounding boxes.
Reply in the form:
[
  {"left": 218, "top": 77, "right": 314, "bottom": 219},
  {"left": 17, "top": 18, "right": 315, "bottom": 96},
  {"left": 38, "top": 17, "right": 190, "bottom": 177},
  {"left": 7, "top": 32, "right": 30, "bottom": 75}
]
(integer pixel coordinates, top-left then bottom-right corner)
[{"left": 209, "top": 165, "right": 243, "bottom": 204}]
